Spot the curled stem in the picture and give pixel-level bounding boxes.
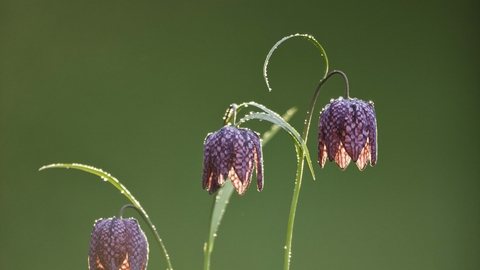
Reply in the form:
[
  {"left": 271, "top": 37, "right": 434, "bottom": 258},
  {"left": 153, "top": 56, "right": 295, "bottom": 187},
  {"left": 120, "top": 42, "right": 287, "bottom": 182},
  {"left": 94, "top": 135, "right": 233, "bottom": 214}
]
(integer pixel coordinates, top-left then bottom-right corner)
[
  {"left": 301, "top": 70, "right": 350, "bottom": 143},
  {"left": 119, "top": 204, "right": 135, "bottom": 218},
  {"left": 119, "top": 204, "right": 144, "bottom": 218},
  {"left": 222, "top": 103, "right": 238, "bottom": 126}
]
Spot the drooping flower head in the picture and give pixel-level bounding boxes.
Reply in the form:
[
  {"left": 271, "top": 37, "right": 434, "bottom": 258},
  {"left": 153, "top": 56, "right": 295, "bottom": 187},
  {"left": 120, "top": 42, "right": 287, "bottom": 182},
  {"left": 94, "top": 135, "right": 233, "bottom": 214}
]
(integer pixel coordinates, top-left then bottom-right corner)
[
  {"left": 318, "top": 96, "right": 377, "bottom": 170},
  {"left": 88, "top": 217, "right": 149, "bottom": 270},
  {"left": 202, "top": 125, "right": 263, "bottom": 195}
]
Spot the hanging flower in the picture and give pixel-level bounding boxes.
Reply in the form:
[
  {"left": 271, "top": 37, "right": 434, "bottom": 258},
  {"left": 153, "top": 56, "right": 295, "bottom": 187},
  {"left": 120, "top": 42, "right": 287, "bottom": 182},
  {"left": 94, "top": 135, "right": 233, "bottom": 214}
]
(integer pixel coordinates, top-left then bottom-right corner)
[
  {"left": 202, "top": 125, "right": 263, "bottom": 195},
  {"left": 318, "top": 97, "right": 377, "bottom": 170},
  {"left": 88, "top": 217, "right": 148, "bottom": 270}
]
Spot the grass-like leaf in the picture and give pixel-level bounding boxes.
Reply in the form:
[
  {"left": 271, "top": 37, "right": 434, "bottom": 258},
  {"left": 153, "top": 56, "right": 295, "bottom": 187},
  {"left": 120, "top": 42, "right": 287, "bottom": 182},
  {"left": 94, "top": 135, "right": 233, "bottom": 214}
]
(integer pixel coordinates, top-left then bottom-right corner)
[
  {"left": 39, "top": 163, "right": 174, "bottom": 270},
  {"left": 236, "top": 101, "right": 315, "bottom": 179},
  {"left": 39, "top": 163, "right": 143, "bottom": 210},
  {"left": 263, "top": 33, "right": 329, "bottom": 92},
  {"left": 239, "top": 111, "right": 315, "bottom": 180}
]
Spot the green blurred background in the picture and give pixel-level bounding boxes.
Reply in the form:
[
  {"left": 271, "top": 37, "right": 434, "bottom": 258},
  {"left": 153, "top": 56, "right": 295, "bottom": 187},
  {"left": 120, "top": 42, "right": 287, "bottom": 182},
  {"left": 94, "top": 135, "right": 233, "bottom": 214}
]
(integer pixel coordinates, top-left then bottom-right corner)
[{"left": 1, "top": 0, "right": 479, "bottom": 269}]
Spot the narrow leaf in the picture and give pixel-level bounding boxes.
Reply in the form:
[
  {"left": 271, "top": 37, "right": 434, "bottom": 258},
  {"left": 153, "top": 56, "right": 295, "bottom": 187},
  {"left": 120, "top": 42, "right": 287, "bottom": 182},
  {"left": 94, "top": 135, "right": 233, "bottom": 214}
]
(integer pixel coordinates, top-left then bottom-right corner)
[
  {"left": 39, "top": 163, "right": 145, "bottom": 214},
  {"left": 239, "top": 112, "right": 315, "bottom": 180},
  {"left": 263, "top": 33, "right": 329, "bottom": 92},
  {"left": 39, "top": 163, "right": 174, "bottom": 270}
]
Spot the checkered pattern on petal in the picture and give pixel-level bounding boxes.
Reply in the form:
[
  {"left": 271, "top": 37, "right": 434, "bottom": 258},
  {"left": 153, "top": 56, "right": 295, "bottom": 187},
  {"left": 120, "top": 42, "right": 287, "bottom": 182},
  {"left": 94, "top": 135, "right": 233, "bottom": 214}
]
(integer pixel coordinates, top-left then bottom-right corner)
[
  {"left": 318, "top": 97, "right": 378, "bottom": 170},
  {"left": 363, "top": 101, "right": 377, "bottom": 166},
  {"left": 342, "top": 98, "right": 368, "bottom": 162},
  {"left": 202, "top": 126, "right": 236, "bottom": 194},
  {"left": 88, "top": 218, "right": 148, "bottom": 270},
  {"left": 124, "top": 219, "right": 149, "bottom": 270},
  {"left": 318, "top": 105, "right": 329, "bottom": 168},
  {"left": 202, "top": 125, "right": 264, "bottom": 195},
  {"left": 251, "top": 131, "right": 264, "bottom": 191}
]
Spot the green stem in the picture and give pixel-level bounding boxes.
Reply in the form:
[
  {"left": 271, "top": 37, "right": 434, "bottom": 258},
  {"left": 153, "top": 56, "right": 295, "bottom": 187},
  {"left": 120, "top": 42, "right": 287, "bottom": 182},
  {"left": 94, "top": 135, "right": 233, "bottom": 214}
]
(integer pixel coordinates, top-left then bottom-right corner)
[
  {"left": 223, "top": 103, "right": 238, "bottom": 126},
  {"left": 284, "top": 146, "right": 305, "bottom": 270},
  {"left": 301, "top": 70, "right": 349, "bottom": 143},
  {"left": 284, "top": 70, "right": 351, "bottom": 270},
  {"left": 203, "top": 194, "right": 218, "bottom": 270},
  {"left": 204, "top": 242, "right": 211, "bottom": 270},
  {"left": 263, "top": 33, "right": 338, "bottom": 270},
  {"left": 284, "top": 70, "right": 349, "bottom": 270}
]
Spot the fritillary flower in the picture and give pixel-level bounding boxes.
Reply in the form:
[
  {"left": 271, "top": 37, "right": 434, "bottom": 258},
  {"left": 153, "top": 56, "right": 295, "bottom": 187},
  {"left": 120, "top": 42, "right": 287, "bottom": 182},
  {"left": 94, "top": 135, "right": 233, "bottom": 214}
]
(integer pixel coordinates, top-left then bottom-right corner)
[
  {"left": 88, "top": 217, "right": 148, "bottom": 270},
  {"left": 318, "top": 96, "right": 377, "bottom": 170},
  {"left": 202, "top": 125, "right": 263, "bottom": 195}
]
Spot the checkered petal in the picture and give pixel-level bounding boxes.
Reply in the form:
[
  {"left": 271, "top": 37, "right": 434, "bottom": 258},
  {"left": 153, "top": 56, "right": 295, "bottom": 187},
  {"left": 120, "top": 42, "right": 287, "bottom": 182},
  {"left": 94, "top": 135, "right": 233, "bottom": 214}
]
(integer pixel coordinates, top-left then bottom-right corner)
[
  {"left": 88, "top": 217, "right": 148, "bottom": 270},
  {"left": 318, "top": 97, "right": 377, "bottom": 170},
  {"left": 202, "top": 126, "right": 264, "bottom": 195},
  {"left": 202, "top": 126, "right": 236, "bottom": 194}
]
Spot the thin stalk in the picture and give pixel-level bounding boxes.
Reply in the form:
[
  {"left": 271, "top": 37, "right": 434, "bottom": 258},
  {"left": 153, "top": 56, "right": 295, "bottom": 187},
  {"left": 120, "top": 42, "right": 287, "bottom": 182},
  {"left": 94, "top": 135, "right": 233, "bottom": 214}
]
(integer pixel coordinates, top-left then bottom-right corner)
[
  {"left": 301, "top": 70, "right": 349, "bottom": 143},
  {"left": 203, "top": 195, "right": 218, "bottom": 270},
  {"left": 223, "top": 103, "right": 238, "bottom": 126},
  {"left": 284, "top": 70, "right": 349, "bottom": 270},
  {"left": 284, "top": 146, "right": 305, "bottom": 270},
  {"left": 204, "top": 239, "right": 211, "bottom": 270}
]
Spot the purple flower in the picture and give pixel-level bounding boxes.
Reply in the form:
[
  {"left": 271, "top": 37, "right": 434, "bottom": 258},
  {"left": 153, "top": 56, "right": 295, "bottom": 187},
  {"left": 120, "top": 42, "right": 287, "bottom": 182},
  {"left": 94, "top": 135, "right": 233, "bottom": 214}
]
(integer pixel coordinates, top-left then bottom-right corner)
[
  {"left": 318, "top": 97, "right": 377, "bottom": 170},
  {"left": 88, "top": 217, "right": 148, "bottom": 270},
  {"left": 202, "top": 125, "right": 263, "bottom": 195}
]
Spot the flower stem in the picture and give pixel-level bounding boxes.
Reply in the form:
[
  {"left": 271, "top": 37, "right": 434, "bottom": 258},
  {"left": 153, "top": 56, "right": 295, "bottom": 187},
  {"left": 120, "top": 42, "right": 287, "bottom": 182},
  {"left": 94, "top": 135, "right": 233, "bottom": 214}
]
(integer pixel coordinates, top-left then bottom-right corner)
[
  {"left": 284, "top": 70, "right": 349, "bottom": 270},
  {"left": 284, "top": 146, "right": 305, "bottom": 270},
  {"left": 223, "top": 103, "right": 238, "bottom": 126},
  {"left": 301, "top": 70, "right": 349, "bottom": 143}
]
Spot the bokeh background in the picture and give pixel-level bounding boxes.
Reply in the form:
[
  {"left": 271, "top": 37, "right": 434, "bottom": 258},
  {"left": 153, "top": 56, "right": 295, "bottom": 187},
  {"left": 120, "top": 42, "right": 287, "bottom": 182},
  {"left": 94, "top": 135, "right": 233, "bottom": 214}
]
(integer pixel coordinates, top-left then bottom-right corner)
[{"left": 1, "top": 0, "right": 479, "bottom": 269}]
